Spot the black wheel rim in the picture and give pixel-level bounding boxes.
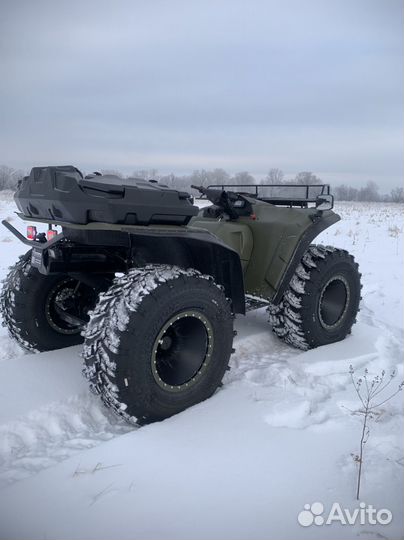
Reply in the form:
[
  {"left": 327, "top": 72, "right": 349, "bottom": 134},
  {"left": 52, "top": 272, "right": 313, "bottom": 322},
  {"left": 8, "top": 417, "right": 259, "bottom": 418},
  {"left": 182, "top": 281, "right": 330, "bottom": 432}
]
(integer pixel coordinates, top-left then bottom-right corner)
[
  {"left": 45, "top": 279, "right": 96, "bottom": 335},
  {"left": 318, "top": 275, "right": 350, "bottom": 329},
  {"left": 151, "top": 310, "right": 214, "bottom": 392}
]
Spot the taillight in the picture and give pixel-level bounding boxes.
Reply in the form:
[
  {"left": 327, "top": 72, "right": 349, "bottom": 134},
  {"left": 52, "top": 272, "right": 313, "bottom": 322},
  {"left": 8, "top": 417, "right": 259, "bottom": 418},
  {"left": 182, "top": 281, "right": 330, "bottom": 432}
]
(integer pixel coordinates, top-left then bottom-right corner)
[
  {"left": 47, "top": 229, "right": 57, "bottom": 241},
  {"left": 27, "top": 226, "right": 37, "bottom": 240}
]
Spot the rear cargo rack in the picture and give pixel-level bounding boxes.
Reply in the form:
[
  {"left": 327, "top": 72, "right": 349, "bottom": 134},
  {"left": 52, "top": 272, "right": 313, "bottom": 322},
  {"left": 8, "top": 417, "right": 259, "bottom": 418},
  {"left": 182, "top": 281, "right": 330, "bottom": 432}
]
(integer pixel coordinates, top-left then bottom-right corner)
[{"left": 202, "top": 184, "right": 331, "bottom": 208}]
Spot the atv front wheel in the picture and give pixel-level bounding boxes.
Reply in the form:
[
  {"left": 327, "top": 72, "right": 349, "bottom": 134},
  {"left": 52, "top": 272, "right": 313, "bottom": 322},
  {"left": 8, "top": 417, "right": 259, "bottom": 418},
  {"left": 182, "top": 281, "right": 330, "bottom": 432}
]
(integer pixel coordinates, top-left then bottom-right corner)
[
  {"left": 1, "top": 251, "right": 99, "bottom": 352},
  {"left": 83, "top": 265, "right": 234, "bottom": 424},
  {"left": 268, "top": 245, "right": 361, "bottom": 350}
]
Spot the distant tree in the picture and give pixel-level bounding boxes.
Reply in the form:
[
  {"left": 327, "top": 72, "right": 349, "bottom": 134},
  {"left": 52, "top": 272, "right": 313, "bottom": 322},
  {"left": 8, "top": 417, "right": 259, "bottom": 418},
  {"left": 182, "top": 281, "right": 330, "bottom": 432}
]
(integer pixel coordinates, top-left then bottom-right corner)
[
  {"left": 334, "top": 184, "right": 348, "bottom": 200},
  {"left": 189, "top": 169, "right": 211, "bottom": 187},
  {"left": 390, "top": 186, "right": 404, "bottom": 203},
  {"left": 131, "top": 168, "right": 159, "bottom": 180},
  {"left": 209, "top": 168, "right": 231, "bottom": 186},
  {"left": 346, "top": 186, "right": 359, "bottom": 201},
  {"left": 100, "top": 169, "right": 124, "bottom": 178},
  {"left": 159, "top": 173, "right": 177, "bottom": 188},
  {"left": 294, "top": 171, "right": 322, "bottom": 185},
  {"left": 358, "top": 181, "right": 380, "bottom": 202},
  {"left": 333, "top": 184, "right": 360, "bottom": 201},
  {"left": 265, "top": 168, "right": 284, "bottom": 184},
  {"left": 232, "top": 171, "right": 255, "bottom": 185},
  {"left": 187, "top": 168, "right": 230, "bottom": 188},
  {"left": 0, "top": 165, "right": 13, "bottom": 189},
  {"left": 0, "top": 165, "right": 25, "bottom": 190}
]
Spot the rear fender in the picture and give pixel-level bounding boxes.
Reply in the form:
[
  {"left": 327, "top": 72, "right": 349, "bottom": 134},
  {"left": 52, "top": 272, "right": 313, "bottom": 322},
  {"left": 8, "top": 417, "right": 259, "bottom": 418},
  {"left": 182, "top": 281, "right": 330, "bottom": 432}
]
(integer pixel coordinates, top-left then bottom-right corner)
[
  {"left": 124, "top": 227, "right": 246, "bottom": 314},
  {"left": 2, "top": 221, "right": 245, "bottom": 313}
]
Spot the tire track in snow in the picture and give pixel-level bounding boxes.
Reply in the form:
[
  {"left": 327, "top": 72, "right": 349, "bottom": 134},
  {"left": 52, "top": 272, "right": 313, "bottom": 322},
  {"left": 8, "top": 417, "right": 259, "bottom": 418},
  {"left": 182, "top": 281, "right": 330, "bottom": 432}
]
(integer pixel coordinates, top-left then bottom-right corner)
[
  {"left": 0, "top": 310, "right": 278, "bottom": 487},
  {"left": 229, "top": 311, "right": 403, "bottom": 433},
  {"left": 0, "top": 307, "right": 401, "bottom": 488},
  {"left": 0, "top": 392, "right": 132, "bottom": 488},
  {"left": 0, "top": 341, "right": 134, "bottom": 488}
]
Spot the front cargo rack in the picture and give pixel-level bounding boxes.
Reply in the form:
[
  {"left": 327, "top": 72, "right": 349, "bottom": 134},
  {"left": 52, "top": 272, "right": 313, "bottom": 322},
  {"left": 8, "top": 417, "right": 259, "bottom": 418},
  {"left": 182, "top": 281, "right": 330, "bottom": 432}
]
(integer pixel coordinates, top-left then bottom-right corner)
[{"left": 202, "top": 184, "right": 331, "bottom": 208}]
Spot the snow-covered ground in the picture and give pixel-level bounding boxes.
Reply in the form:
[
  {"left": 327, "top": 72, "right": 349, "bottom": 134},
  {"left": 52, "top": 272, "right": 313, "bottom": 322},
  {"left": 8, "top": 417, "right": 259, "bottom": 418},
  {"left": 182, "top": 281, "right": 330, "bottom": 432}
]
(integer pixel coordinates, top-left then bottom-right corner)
[{"left": 0, "top": 191, "right": 403, "bottom": 540}]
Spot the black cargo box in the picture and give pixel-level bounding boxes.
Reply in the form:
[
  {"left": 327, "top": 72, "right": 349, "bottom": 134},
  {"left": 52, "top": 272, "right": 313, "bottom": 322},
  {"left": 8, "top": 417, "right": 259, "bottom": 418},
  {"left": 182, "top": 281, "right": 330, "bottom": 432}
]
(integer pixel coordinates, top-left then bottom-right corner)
[{"left": 15, "top": 166, "right": 199, "bottom": 226}]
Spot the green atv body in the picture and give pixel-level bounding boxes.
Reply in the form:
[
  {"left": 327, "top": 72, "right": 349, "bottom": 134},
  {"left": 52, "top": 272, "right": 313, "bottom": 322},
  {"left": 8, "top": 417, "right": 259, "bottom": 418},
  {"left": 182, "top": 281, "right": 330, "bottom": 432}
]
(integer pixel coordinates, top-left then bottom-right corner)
[
  {"left": 191, "top": 193, "right": 339, "bottom": 302},
  {"left": 1, "top": 166, "right": 361, "bottom": 424}
]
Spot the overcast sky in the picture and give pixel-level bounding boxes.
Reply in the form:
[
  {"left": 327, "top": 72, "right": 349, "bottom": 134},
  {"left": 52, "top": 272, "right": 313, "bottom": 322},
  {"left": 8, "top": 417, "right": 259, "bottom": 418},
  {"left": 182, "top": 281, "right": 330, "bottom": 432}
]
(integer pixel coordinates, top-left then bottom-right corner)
[{"left": 0, "top": 0, "right": 402, "bottom": 189}]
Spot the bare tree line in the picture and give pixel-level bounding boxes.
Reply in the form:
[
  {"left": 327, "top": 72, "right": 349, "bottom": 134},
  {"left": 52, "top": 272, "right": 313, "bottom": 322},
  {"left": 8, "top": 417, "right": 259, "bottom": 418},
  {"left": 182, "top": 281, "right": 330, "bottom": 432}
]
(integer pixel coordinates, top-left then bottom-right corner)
[
  {"left": 0, "top": 165, "right": 26, "bottom": 191},
  {"left": 0, "top": 164, "right": 402, "bottom": 202}
]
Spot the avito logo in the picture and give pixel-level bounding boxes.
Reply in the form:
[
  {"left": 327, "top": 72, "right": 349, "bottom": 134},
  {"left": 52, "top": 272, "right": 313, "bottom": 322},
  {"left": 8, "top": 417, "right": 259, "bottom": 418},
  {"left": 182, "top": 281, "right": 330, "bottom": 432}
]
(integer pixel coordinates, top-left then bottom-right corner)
[{"left": 297, "top": 501, "right": 392, "bottom": 527}]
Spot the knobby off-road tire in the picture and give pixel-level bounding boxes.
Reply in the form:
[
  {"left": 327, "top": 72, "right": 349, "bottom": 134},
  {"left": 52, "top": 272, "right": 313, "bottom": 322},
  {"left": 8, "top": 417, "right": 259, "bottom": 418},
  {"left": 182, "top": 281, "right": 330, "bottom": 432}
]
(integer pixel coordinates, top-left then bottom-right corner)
[
  {"left": 268, "top": 244, "right": 361, "bottom": 350},
  {"left": 83, "top": 264, "right": 234, "bottom": 425},
  {"left": 1, "top": 250, "right": 97, "bottom": 352}
]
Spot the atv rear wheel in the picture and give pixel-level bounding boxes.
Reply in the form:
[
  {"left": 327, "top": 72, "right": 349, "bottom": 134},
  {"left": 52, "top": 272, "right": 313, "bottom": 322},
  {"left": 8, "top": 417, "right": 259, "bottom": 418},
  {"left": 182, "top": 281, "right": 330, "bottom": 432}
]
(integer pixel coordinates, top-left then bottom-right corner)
[
  {"left": 1, "top": 251, "right": 99, "bottom": 352},
  {"left": 83, "top": 264, "right": 234, "bottom": 424},
  {"left": 268, "top": 245, "right": 361, "bottom": 350}
]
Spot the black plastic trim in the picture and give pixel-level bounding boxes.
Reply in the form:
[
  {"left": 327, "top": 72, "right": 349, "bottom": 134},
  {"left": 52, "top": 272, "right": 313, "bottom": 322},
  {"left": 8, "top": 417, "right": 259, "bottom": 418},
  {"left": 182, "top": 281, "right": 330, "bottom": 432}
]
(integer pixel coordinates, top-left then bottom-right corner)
[
  {"left": 271, "top": 211, "right": 341, "bottom": 304},
  {"left": 120, "top": 227, "right": 246, "bottom": 314}
]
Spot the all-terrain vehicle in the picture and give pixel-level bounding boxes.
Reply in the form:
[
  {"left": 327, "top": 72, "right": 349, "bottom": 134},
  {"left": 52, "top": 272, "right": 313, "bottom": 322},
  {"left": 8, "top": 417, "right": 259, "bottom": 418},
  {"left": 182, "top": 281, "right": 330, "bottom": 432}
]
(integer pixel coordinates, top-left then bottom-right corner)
[{"left": 0, "top": 166, "right": 361, "bottom": 424}]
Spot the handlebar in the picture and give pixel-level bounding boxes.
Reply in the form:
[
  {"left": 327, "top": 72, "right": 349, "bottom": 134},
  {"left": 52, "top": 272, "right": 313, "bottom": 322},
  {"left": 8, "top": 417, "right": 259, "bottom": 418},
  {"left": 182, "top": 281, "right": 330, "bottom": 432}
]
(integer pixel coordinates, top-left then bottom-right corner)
[
  {"left": 191, "top": 185, "right": 224, "bottom": 205},
  {"left": 191, "top": 185, "right": 240, "bottom": 219},
  {"left": 190, "top": 184, "right": 205, "bottom": 194}
]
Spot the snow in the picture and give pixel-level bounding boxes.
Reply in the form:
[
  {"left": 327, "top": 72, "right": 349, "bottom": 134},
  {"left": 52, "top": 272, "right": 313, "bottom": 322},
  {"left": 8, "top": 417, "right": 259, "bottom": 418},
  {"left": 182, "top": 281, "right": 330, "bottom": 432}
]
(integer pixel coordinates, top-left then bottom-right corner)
[{"left": 0, "top": 194, "right": 403, "bottom": 540}]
